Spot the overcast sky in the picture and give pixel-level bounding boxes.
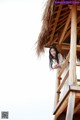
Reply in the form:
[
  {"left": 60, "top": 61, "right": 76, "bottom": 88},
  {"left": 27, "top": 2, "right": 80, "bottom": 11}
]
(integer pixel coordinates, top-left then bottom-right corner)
[{"left": 0, "top": 0, "right": 57, "bottom": 120}]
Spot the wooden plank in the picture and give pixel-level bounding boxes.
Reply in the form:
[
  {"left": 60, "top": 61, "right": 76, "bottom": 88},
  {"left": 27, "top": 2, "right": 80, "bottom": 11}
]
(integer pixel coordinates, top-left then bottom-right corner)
[
  {"left": 54, "top": 10, "right": 58, "bottom": 15},
  {"left": 53, "top": 86, "right": 70, "bottom": 115},
  {"left": 57, "top": 70, "right": 69, "bottom": 93},
  {"left": 76, "top": 64, "right": 80, "bottom": 66},
  {"left": 65, "top": 92, "right": 75, "bottom": 120},
  {"left": 58, "top": 52, "right": 70, "bottom": 78},
  {"left": 53, "top": 42, "right": 80, "bottom": 51},
  {"left": 55, "top": 22, "right": 65, "bottom": 32},
  {"left": 62, "top": 16, "right": 80, "bottom": 43},
  {"left": 50, "top": 18, "right": 66, "bottom": 32},
  {"left": 54, "top": 97, "right": 68, "bottom": 120},
  {"left": 69, "top": 5, "right": 77, "bottom": 85},
  {"left": 65, "top": 6, "right": 77, "bottom": 120},
  {"left": 53, "top": 69, "right": 61, "bottom": 110},
  {"left": 58, "top": 15, "right": 68, "bottom": 23},
  {"left": 77, "top": 79, "right": 80, "bottom": 81},
  {"left": 63, "top": 29, "right": 70, "bottom": 41},
  {"left": 46, "top": 42, "right": 80, "bottom": 51},
  {"left": 75, "top": 93, "right": 80, "bottom": 98},
  {"left": 77, "top": 27, "right": 80, "bottom": 29},
  {"left": 54, "top": 86, "right": 80, "bottom": 119},
  {"left": 55, "top": 42, "right": 70, "bottom": 46},
  {"left": 60, "top": 11, "right": 70, "bottom": 18},
  {"left": 55, "top": 98, "right": 68, "bottom": 119},
  {"left": 54, "top": 88, "right": 70, "bottom": 119},
  {"left": 46, "top": 5, "right": 62, "bottom": 46},
  {"left": 58, "top": 12, "right": 69, "bottom": 22},
  {"left": 62, "top": 7, "right": 69, "bottom": 12},
  {"left": 46, "top": 14, "right": 80, "bottom": 47},
  {"left": 57, "top": 18, "right": 67, "bottom": 27},
  {"left": 67, "top": 25, "right": 71, "bottom": 31},
  {"left": 70, "top": 85, "right": 80, "bottom": 92},
  {"left": 61, "top": 45, "right": 80, "bottom": 51},
  {"left": 59, "top": 12, "right": 71, "bottom": 44},
  {"left": 69, "top": 5, "right": 80, "bottom": 11},
  {"left": 74, "top": 102, "right": 80, "bottom": 113}
]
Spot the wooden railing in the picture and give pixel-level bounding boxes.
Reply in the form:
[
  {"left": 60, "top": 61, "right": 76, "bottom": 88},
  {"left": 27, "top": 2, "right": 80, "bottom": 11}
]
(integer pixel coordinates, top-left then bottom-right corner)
[
  {"left": 57, "top": 51, "right": 70, "bottom": 94},
  {"left": 58, "top": 52, "right": 70, "bottom": 79},
  {"left": 57, "top": 70, "right": 69, "bottom": 93},
  {"left": 56, "top": 51, "right": 80, "bottom": 103},
  {"left": 53, "top": 51, "right": 70, "bottom": 110}
]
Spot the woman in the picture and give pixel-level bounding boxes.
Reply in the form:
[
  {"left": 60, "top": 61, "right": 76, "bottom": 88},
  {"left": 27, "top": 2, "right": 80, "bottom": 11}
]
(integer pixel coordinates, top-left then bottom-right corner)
[
  {"left": 49, "top": 46, "right": 69, "bottom": 101},
  {"left": 49, "top": 46, "right": 64, "bottom": 69}
]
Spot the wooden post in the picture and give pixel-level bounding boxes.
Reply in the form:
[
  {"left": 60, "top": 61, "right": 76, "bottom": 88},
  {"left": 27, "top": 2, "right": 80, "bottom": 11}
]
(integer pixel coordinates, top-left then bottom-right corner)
[
  {"left": 66, "top": 5, "right": 77, "bottom": 120},
  {"left": 69, "top": 5, "right": 77, "bottom": 85},
  {"left": 65, "top": 92, "right": 75, "bottom": 120},
  {"left": 54, "top": 69, "right": 61, "bottom": 120},
  {"left": 54, "top": 69, "right": 61, "bottom": 106}
]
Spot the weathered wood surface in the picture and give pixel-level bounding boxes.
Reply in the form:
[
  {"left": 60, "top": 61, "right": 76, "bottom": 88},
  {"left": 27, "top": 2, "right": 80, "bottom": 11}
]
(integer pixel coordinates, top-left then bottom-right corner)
[
  {"left": 57, "top": 70, "right": 69, "bottom": 93},
  {"left": 65, "top": 92, "right": 75, "bottom": 120},
  {"left": 69, "top": 5, "right": 77, "bottom": 85}
]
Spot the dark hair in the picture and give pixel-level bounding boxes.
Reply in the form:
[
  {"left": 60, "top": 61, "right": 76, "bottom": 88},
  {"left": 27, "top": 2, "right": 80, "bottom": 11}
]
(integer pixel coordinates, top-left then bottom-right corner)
[{"left": 49, "top": 45, "right": 59, "bottom": 69}]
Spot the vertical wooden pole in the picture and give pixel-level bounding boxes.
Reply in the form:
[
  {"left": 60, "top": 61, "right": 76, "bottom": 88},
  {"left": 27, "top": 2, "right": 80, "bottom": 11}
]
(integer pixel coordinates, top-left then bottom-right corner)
[
  {"left": 54, "top": 69, "right": 61, "bottom": 120},
  {"left": 69, "top": 5, "right": 77, "bottom": 85},
  {"left": 65, "top": 92, "right": 75, "bottom": 120},
  {"left": 54, "top": 69, "right": 61, "bottom": 106},
  {"left": 66, "top": 5, "right": 77, "bottom": 120}
]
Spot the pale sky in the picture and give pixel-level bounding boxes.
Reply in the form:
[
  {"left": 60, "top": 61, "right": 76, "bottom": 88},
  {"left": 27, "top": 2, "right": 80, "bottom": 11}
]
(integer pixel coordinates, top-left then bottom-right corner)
[{"left": 0, "top": 0, "right": 56, "bottom": 120}]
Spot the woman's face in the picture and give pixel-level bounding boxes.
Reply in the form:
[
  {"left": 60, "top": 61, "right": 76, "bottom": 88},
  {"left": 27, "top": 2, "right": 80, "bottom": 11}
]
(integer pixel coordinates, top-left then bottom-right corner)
[{"left": 50, "top": 48, "right": 56, "bottom": 57}]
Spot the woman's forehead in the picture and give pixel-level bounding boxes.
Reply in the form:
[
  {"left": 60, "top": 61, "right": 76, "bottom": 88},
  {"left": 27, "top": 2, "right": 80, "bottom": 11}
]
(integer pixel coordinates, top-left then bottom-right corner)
[{"left": 50, "top": 48, "right": 55, "bottom": 51}]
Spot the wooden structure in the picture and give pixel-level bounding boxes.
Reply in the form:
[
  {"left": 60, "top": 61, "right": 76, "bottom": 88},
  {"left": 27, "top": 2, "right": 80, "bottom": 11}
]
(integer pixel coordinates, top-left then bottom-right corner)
[{"left": 36, "top": 0, "right": 80, "bottom": 120}]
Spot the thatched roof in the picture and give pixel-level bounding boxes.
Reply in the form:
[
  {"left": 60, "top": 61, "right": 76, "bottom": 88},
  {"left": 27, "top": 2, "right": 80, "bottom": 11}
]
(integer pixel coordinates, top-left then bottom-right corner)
[{"left": 36, "top": 0, "right": 80, "bottom": 59}]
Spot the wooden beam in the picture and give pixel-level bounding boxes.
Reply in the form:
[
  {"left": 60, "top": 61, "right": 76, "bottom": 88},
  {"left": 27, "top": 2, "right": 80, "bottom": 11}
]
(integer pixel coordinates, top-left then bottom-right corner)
[
  {"left": 63, "top": 16, "right": 80, "bottom": 43},
  {"left": 58, "top": 52, "right": 70, "bottom": 78},
  {"left": 74, "top": 102, "right": 80, "bottom": 114},
  {"left": 60, "top": 11, "right": 70, "bottom": 18},
  {"left": 54, "top": 87, "right": 69, "bottom": 114},
  {"left": 46, "top": 42, "right": 80, "bottom": 52},
  {"left": 54, "top": 99, "right": 68, "bottom": 120},
  {"left": 76, "top": 63, "right": 80, "bottom": 66},
  {"left": 58, "top": 15, "right": 68, "bottom": 23},
  {"left": 54, "top": 88, "right": 70, "bottom": 119},
  {"left": 62, "top": 7, "right": 69, "bottom": 12},
  {"left": 69, "top": 87, "right": 80, "bottom": 114},
  {"left": 77, "top": 27, "right": 80, "bottom": 29},
  {"left": 61, "top": 45, "right": 80, "bottom": 51},
  {"left": 46, "top": 15, "right": 80, "bottom": 48},
  {"left": 65, "top": 92, "right": 75, "bottom": 120},
  {"left": 66, "top": 5, "right": 77, "bottom": 120},
  {"left": 55, "top": 22, "right": 65, "bottom": 32},
  {"left": 70, "top": 85, "right": 80, "bottom": 92},
  {"left": 59, "top": 45, "right": 80, "bottom": 53},
  {"left": 46, "top": 5, "right": 62, "bottom": 46},
  {"left": 59, "top": 12, "right": 71, "bottom": 44},
  {"left": 63, "top": 29, "right": 70, "bottom": 42},
  {"left": 69, "top": 5, "right": 77, "bottom": 85},
  {"left": 75, "top": 93, "right": 80, "bottom": 98},
  {"left": 69, "top": 5, "right": 80, "bottom": 11},
  {"left": 57, "top": 18, "right": 67, "bottom": 28},
  {"left": 54, "top": 69, "right": 61, "bottom": 110},
  {"left": 57, "top": 70, "right": 69, "bottom": 93}
]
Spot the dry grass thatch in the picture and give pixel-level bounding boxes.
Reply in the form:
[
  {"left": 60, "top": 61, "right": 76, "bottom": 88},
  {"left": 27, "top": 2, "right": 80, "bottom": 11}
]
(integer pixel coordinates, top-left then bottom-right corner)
[
  {"left": 36, "top": 0, "right": 80, "bottom": 59},
  {"left": 36, "top": 0, "right": 54, "bottom": 56}
]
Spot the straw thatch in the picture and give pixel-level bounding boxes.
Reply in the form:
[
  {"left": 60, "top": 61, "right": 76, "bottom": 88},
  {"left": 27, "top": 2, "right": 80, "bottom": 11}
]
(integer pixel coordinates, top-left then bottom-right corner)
[
  {"left": 36, "top": 0, "right": 80, "bottom": 58},
  {"left": 36, "top": 0, "right": 54, "bottom": 55}
]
